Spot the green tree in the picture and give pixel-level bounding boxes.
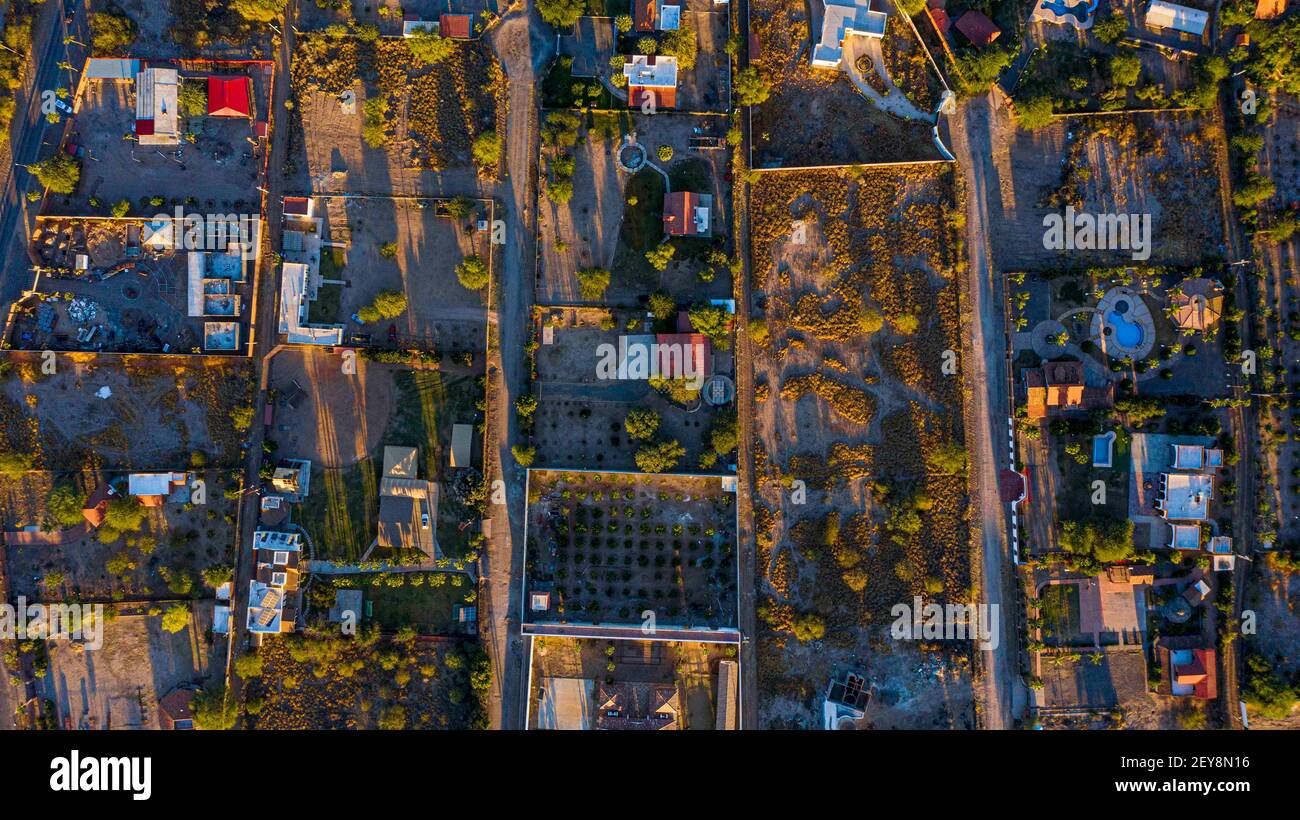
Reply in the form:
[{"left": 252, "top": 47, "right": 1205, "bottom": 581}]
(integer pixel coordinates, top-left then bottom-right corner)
[
  {"left": 472, "top": 131, "right": 501, "bottom": 171},
  {"left": 624, "top": 408, "right": 661, "bottom": 441},
  {"left": 511, "top": 445, "right": 536, "bottom": 467},
  {"left": 191, "top": 685, "right": 239, "bottom": 730},
  {"left": 1060, "top": 518, "right": 1135, "bottom": 566},
  {"left": 29, "top": 153, "right": 81, "bottom": 194},
  {"left": 161, "top": 604, "right": 191, "bottom": 634},
  {"left": 456, "top": 255, "right": 490, "bottom": 290},
  {"left": 648, "top": 290, "right": 676, "bottom": 321},
  {"left": 1109, "top": 53, "right": 1141, "bottom": 88},
  {"left": 1093, "top": 10, "right": 1129, "bottom": 45},
  {"left": 179, "top": 80, "right": 208, "bottom": 118},
  {"left": 408, "top": 30, "right": 456, "bottom": 64},
  {"left": 515, "top": 394, "right": 538, "bottom": 419},
  {"left": 357, "top": 289, "right": 407, "bottom": 323},
  {"left": 645, "top": 243, "right": 676, "bottom": 271},
  {"left": 734, "top": 67, "right": 772, "bottom": 106},
  {"left": 635, "top": 439, "right": 685, "bottom": 472},
  {"left": 111, "top": 199, "right": 131, "bottom": 217},
  {"left": 46, "top": 484, "right": 85, "bottom": 528},
  {"left": 687, "top": 303, "right": 731, "bottom": 347},
  {"left": 614, "top": 14, "right": 633, "bottom": 33},
  {"left": 378, "top": 704, "right": 408, "bottom": 729},
  {"left": 537, "top": 0, "right": 584, "bottom": 28},
  {"left": 575, "top": 267, "right": 611, "bottom": 301},
  {"left": 90, "top": 9, "right": 138, "bottom": 55},
  {"left": 1016, "top": 96, "right": 1054, "bottom": 129},
  {"left": 234, "top": 652, "right": 263, "bottom": 679},
  {"left": 660, "top": 21, "right": 698, "bottom": 71},
  {"left": 99, "top": 497, "right": 147, "bottom": 542},
  {"left": 230, "top": 0, "right": 287, "bottom": 24}
]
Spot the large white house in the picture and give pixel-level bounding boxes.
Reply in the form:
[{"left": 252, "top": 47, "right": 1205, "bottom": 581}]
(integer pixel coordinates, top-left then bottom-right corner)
[{"left": 812, "top": 0, "right": 889, "bottom": 69}]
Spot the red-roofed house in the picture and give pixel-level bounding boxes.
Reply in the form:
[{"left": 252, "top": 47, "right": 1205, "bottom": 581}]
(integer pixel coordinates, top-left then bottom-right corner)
[
  {"left": 440, "top": 13, "right": 473, "bottom": 39},
  {"left": 663, "top": 191, "right": 713, "bottom": 237},
  {"left": 207, "top": 76, "right": 251, "bottom": 117},
  {"left": 159, "top": 687, "right": 196, "bottom": 729},
  {"left": 82, "top": 482, "right": 116, "bottom": 528},
  {"left": 624, "top": 55, "right": 678, "bottom": 109},
  {"left": 1158, "top": 638, "right": 1218, "bottom": 700},
  {"left": 1023, "top": 360, "right": 1113, "bottom": 419},
  {"left": 654, "top": 333, "right": 713, "bottom": 380},
  {"left": 954, "top": 10, "right": 1000, "bottom": 47}
]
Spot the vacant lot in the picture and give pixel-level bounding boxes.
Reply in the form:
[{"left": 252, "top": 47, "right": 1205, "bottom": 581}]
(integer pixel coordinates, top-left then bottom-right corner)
[
  {"left": 537, "top": 111, "right": 733, "bottom": 304},
  {"left": 747, "top": 165, "right": 972, "bottom": 727},
  {"left": 41, "top": 603, "right": 215, "bottom": 730},
  {"left": 270, "top": 348, "right": 484, "bottom": 562},
  {"left": 524, "top": 469, "right": 738, "bottom": 629},
  {"left": 526, "top": 636, "right": 736, "bottom": 729},
  {"left": 315, "top": 196, "right": 491, "bottom": 349},
  {"left": 747, "top": 0, "right": 942, "bottom": 167},
  {"left": 286, "top": 34, "right": 506, "bottom": 192},
  {"left": 0, "top": 353, "right": 253, "bottom": 470},
  {"left": 247, "top": 633, "right": 487, "bottom": 729},
  {"left": 988, "top": 113, "right": 1224, "bottom": 270}
]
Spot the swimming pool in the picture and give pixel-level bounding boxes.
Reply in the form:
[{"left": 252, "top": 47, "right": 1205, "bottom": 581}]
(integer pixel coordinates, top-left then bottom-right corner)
[{"left": 1107, "top": 300, "right": 1144, "bottom": 348}]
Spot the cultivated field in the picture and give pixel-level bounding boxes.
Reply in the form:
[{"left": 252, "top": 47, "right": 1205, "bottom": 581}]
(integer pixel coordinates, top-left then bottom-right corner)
[{"left": 523, "top": 469, "right": 738, "bottom": 629}]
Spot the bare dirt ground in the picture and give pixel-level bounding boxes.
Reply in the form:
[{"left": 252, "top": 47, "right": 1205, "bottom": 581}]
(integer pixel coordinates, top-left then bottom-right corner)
[
  {"left": 986, "top": 113, "right": 1224, "bottom": 270},
  {"left": 1242, "top": 562, "right": 1300, "bottom": 729},
  {"left": 0, "top": 353, "right": 253, "bottom": 469},
  {"left": 322, "top": 196, "right": 491, "bottom": 348},
  {"left": 537, "top": 112, "right": 733, "bottom": 304},
  {"left": 747, "top": 0, "right": 941, "bottom": 167},
  {"left": 266, "top": 347, "right": 395, "bottom": 469},
  {"left": 297, "top": 0, "right": 502, "bottom": 34},
  {"left": 286, "top": 35, "right": 505, "bottom": 194},
  {"left": 41, "top": 604, "right": 214, "bottom": 730},
  {"left": 746, "top": 166, "right": 972, "bottom": 727}
]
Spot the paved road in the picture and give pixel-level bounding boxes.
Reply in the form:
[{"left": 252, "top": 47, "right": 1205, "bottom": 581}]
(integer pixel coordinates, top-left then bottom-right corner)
[
  {"left": 480, "top": 6, "right": 552, "bottom": 730},
  {"left": 0, "top": 0, "right": 88, "bottom": 316},
  {"left": 0, "top": 0, "right": 88, "bottom": 731},
  {"left": 946, "top": 94, "right": 1018, "bottom": 729}
]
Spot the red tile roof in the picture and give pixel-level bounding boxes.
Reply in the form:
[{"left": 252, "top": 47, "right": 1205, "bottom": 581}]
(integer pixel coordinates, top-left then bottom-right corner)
[
  {"left": 440, "top": 13, "right": 473, "bottom": 39},
  {"left": 207, "top": 76, "right": 251, "bottom": 117},
  {"left": 653, "top": 333, "right": 713, "bottom": 380},
  {"left": 663, "top": 191, "right": 703, "bottom": 236},
  {"left": 629, "top": 86, "right": 676, "bottom": 109},
  {"left": 954, "top": 10, "right": 1000, "bottom": 47}
]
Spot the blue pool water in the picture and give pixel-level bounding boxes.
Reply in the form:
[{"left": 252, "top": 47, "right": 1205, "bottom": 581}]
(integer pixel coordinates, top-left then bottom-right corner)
[{"left": 1107, "top": 300, "right": 1143, "bottom": 348}]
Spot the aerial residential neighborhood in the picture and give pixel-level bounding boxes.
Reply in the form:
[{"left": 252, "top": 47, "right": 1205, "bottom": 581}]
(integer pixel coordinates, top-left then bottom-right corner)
[{"left": 0, "top": 0, "right": 1294, "bottom": 788}]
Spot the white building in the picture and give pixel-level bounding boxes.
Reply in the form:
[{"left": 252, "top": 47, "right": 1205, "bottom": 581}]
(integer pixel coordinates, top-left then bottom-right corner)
[
  {"left": 812, "top": 0, "right": 888, "bottom": 69},
  {"left": 135, "top": 68, "right": 179, "bottom": 146},
  {"left": 1144, "top": 0, "right": 1209, "bottom": 37}
]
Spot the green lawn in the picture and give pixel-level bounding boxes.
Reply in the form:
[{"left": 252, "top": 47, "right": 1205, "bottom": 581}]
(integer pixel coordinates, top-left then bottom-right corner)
[
  {"left": 1038, "top": 583, "right": 1085, "bottom": 645},
  {"left": 610, "top": 168, "right": 666, "bottom": 293},
  {"left": 1055, "top": 434, "right": 1130, "bottom": 523},
  {"left": 541, "top": 60, "right": 619, "bottom": 110},
  {"left": 297, "top": 462, "right": 377, "bottom": 563},
  {"left": 384, "top": 370, "right": 479, "bottom": 481},
  {"left": 320, "top": 572, "right": 475, "bottom": 635},
  {"left": 308, "top": 282, "right": 343, "bottom": 324}
]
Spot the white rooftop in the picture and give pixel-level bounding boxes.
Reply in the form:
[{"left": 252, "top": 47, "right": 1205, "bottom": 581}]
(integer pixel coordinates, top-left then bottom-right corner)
[
  {"left": 1171, "top": 443, "right": 1205, "bottom": 470},
  {"left": 128, "top": 472, "right": 182, "bottom": 497},
  {"left": 1144, "top": 0, "right": 1208, "bottom": 36},
  {"left": 279, "top": 261, "right": 343, "bottom": 345},
  {"left": 1158, "top": 472, "right": 1213, "bottom": 521},
  {"left": 253, "top": 530, "right": 303, "bottom": 551},
  {"left": 1169, "top": 523, "right": 1200, "bottom": 550},
  {"left": 135, "top": 68, "right": 179, "bottom": 145},
  {"left": 623, "top": 54, "right": 678, "bottom": 89},
  {"left": 813, "top": 0, "right": 888, "bottom": 69}
]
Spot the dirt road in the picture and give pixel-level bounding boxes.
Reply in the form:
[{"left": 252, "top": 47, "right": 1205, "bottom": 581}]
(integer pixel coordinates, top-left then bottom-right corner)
[
  {"left": 480, "top": 8, "right": 553, "bottom": 729},
  {"left": 946, "top": 93, "right": 1019, "bottom": 729}
]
